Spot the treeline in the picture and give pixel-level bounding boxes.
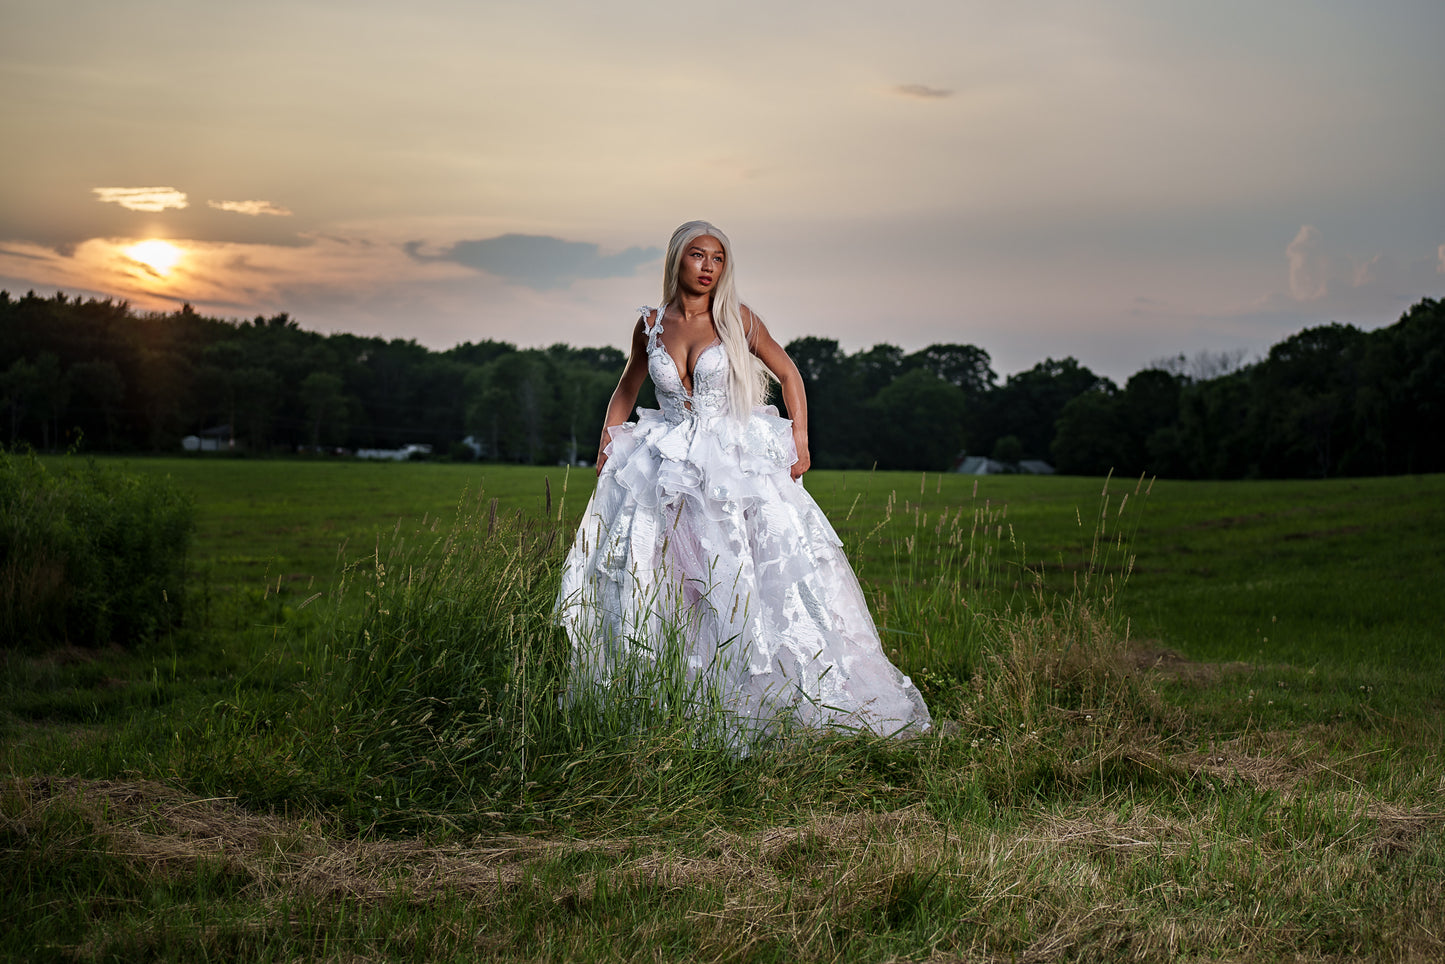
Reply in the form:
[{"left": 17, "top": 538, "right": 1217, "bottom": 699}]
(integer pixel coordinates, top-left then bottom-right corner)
[
  {"left": 0, "top": 291, "right": 629, "bottom": 464},
  {"left": 1, "top": 289, "right": 1441, "bottom": 478}
]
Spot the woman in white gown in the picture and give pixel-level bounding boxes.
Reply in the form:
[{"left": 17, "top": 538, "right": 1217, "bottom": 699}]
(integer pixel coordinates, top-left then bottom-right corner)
[{"left": 557, "top": 221, "right": 931, "bottom": 745}]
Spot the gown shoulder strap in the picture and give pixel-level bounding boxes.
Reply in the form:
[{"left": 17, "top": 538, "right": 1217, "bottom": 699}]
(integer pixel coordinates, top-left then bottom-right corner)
[{"left": 639, "top": 306, "right": 662, "bottom": 349}]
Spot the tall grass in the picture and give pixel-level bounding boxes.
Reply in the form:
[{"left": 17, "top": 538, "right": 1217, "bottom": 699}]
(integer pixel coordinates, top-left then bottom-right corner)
[
  {"left": 272, "top": 491, "right": 853, "bottom": 832},
  {"left": 847, "top": 475, "right": 1023, "bottom": 685},
  {"left": 185, "top": 471, "right": 1162, "bottom": 836},
  {"left": 985, "top": 471, "right": 1157, "bottom": 724},
  {"left": 859, "top": 470, "right": 1154, "bottom": 705},
  {"left": 8, "top": 470, "right": 1444, "bottom": 962},
  {"left": 0, "top": 448, "right": 193, "bottom": 648}
]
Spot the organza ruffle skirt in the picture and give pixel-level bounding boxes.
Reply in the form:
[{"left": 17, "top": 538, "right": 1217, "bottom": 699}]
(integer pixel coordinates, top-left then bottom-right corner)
[{"left": 556, "top": 405, "right": 931, "bottom": 746}]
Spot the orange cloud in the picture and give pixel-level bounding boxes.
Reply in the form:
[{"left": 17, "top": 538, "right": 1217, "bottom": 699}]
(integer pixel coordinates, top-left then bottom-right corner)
[
  {"left": 92, "top": 187, "right": 188, "bottom": 212},
  {"left": 207, "top": 200, "right": 293, "bottom": 217},
  {"left": 0, "top": 232, "right": 468, "bottom": 317}
]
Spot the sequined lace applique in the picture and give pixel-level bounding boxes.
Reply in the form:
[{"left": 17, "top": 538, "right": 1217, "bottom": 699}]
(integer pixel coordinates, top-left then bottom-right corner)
[{"left": 642, "top": 306, "right": 728, "bottom": 424}]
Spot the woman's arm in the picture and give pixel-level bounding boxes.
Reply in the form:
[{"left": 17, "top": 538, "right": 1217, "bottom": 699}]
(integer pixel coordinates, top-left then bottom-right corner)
[
  {"left": 745, "top": 308, "right": 811, "bottom": 480},
  {"left": 595, "top": 317, "right": 651, "bottom": 475}
]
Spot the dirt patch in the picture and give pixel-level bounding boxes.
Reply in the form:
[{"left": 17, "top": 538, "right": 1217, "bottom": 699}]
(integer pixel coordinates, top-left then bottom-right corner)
[
  {"left": 6, "top": 642, "right": 125, "bottom": 669},
  {"left": 1181, "top": 512, "right": 1273, "bottom": 530},
  {"left": 1125, "top": 643, "right": 1252, "bottom": 684},
  {"left": 1279, "top": 525, "right": 1366, "bottom": 541}
]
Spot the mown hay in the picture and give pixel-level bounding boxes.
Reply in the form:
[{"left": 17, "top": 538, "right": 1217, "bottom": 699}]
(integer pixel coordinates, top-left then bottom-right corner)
[{"left": 7, "top": 768, "right": 1443, "bottom": 963}]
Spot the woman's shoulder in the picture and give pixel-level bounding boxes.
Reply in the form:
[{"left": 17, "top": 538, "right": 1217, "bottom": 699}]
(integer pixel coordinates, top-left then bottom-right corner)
[
  {"left": 739, "top": 303, "right": 766, "bottom": 343},
  {"left": 626, "top": 310, "right": 653, "bottom": 355}
]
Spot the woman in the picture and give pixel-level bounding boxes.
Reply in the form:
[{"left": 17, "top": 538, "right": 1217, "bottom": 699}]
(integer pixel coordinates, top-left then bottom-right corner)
[{"left": 557, "top": 221, "right": 931, "bottom": 745}]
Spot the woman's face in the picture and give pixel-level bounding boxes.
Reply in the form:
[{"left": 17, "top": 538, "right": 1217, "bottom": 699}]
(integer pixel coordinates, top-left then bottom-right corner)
[{"left": 678, "top": 235, "right": 725, "bottom": 297}]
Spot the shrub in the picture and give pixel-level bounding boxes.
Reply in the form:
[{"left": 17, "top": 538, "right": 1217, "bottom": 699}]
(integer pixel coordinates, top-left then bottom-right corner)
[{"left": 0, "top": 450, "right": 193, "bottom": 648}]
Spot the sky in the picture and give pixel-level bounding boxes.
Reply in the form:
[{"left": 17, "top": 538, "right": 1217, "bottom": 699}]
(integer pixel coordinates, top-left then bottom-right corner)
[{"left": 2, "top": 0, "right": 1442, "bottom": 383}]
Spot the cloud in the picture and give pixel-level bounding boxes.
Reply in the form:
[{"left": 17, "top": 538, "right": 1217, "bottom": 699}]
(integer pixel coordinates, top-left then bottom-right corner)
[
  {"left": 1286, "top": 225, "right": 1330, "bottom": 301},
  {"left": 207, "top": 199, "right": 293, "bottom": 217},
  {"left": 894, "top": 84, "right": 953, "bottom": 99},
  {"left": 1233, "top": 226, "right": 1445, "bottom": 330},
  {"left": 1283, "top": 225, "right": 1444, "bottom": 310},
  {"left": 405, "top": 234, "right": 660, "bottom": 290},
  {"left": 0, "top": 230, "right": 470, "bottom": 319},
  {"left": 0, "top": 244, "right": 57, "bottom": 263},
  {"left": 92, "top": 187, "right": 188, "bottom": 213}
]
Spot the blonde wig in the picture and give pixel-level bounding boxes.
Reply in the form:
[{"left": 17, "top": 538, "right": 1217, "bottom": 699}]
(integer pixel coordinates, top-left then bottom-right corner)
[{"left": 662, "top": 220, "right": 774, "bottom": 420}]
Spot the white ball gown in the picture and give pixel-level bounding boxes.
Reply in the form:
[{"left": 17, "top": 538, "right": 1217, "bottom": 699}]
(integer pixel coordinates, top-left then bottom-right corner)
[{"left": 556, "top": 307, "right": 932, "bottom": 746}]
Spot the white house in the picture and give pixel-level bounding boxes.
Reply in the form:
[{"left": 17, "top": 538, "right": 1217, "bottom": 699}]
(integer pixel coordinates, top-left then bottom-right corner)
[{"left": 356, "top": 443, "right": 433, "bottom": 461}]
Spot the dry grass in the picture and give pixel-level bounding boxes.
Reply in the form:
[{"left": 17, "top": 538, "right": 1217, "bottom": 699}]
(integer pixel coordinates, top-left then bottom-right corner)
[
  {"left": 1126, "top": 643, "right": 1254, "bottom": 685},
  {"left": 7, "top": 469, "right": 1444, "bottom": 961},
  {"left": 3, "top": 776, "right": 942, "bottom": 908},
  {"left": 7, "top": 768, "right": 1444, "bottom": 963}
]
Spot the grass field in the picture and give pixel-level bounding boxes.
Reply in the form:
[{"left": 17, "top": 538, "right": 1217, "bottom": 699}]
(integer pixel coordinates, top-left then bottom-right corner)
[{"left": 3, "top": 457, "right": 1443, "bottom": 962}]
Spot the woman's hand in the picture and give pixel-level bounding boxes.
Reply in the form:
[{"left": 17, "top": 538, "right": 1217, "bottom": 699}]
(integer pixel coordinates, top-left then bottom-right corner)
[
  {"left": 791, "top": 429, "right": 811, "bottom": 480},
  {"left": 747, "top": 309, "right": 812, "bottom": 482},
  {"left": 595, "top": 431, "right": 612, "bottom": 476}
]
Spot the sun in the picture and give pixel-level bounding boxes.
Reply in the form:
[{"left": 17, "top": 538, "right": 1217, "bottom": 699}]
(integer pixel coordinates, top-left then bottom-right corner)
[{"left": 124, "top": 239, "right": 185, "bottom": 276}]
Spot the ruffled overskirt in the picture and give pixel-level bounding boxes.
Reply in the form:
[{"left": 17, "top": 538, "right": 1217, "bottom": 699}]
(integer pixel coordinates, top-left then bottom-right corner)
[{"left": 557, "top": 405, "right": 931, "bottom": 744}]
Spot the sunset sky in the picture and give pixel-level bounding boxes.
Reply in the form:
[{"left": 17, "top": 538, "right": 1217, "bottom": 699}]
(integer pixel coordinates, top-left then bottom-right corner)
[{"left": 2, "top": 0, "right": 1442, "bottom": 381}]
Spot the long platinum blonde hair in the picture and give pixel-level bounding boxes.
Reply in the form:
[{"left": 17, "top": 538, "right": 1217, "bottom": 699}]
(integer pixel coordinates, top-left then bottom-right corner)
[{"left": 662, "top": 220, "right": 773, "bottom": 420}]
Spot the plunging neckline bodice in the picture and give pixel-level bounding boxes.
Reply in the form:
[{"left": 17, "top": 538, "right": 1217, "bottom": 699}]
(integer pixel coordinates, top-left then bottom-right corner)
[
  {"left": 642, "top": 307, "right": 730, "bottom": 423},
  {"left": 650, "top": 309, "right": 721, "bottom": 396}
]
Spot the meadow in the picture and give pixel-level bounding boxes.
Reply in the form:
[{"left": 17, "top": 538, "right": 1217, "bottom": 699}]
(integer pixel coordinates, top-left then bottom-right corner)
[{"left": 3, "top": 457, "right": 1443, "bottom": 962}]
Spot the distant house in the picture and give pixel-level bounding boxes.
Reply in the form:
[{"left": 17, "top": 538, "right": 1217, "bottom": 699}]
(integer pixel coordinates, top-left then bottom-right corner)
[
  {"left": 356, "top": 443, "right": 432, "bottom": 461},
  {"left": 952, "top": 455, "right": 1056, "bottom": 475},
  {"left": 953, "top": 455, "right": 1007, "bottom": 475},
  {"left": 181, "top": 424, "right": 234, "bottom": 452}
]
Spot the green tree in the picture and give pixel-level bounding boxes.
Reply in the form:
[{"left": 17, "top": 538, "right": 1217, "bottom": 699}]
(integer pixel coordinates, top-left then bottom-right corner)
[
  {"left": 468, "top": 351, "right": 557, "bottom": 463},
  {"left": 866, "top": 368, "right": 968, "bottom": 470},
  {"left": 1051, "top": 388, "right": 1124, "bottom": 475},
  {"left": 1173, "top": 371, "right": 1256, "bottom": 478},
  {"left": 904, "top": 343, "right": 996, "bottom": 395},
  {"left": 32, "top": 354, "right": 70, "bottom": 450},
  {"left": 0, "top": 358, "right": 41, "bottom": 445},
  {"left": 1253, "top": 323, "right": 1367, "bottom": 477},
  {"left": 234, "top": 367, "right": 283, "bottom": 452},
  {"left": 990, "top": 434, "right": 1024, "bottom": 465},
  {"left": 851, "top": 344, "right": 905, "bottom": 397},
  {"left": 133, "top": 349, "right": 194, "bottom": 451},
  {"left": 300, "top": 371, "right": 349, "bottom": 449},
  {"left": 985, "top": 358, "right": 1111, "bottom": 461},
  {"left": 67, "top": 359, "right": 126, "bottom": 450},
  {"left": 1105, "top": 368, "right": 1186, "bottom": 475},
  {"left": 785, "top": 337, "right": 865, "bottom": 468}
]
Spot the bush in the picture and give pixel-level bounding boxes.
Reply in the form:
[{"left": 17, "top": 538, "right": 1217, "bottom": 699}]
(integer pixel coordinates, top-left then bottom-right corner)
[{"left": 0, "top": 450, "right": 193, "bottom": 648}]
